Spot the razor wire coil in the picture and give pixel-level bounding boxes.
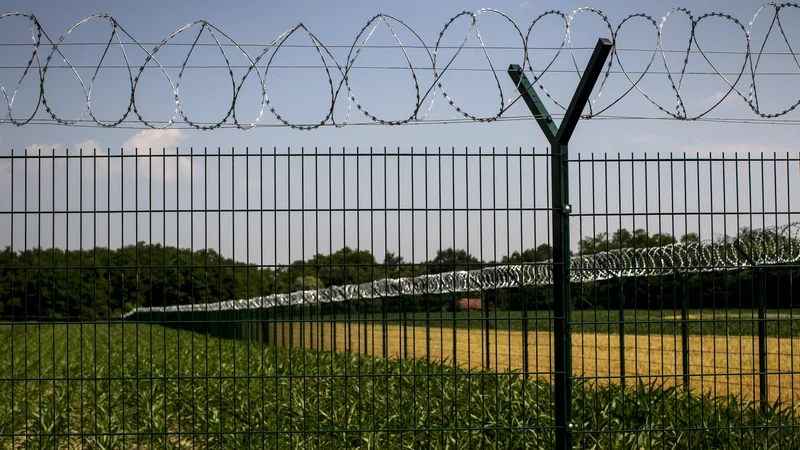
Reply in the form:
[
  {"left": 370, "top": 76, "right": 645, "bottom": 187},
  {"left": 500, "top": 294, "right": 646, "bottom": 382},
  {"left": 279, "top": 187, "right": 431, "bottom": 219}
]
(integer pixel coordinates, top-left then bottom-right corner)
[
  {"left": 121, "top": 221, "right": 800, "bottom": 318},
  {"left": 3, "top": 4, "right": 800, "bottom": 130}
]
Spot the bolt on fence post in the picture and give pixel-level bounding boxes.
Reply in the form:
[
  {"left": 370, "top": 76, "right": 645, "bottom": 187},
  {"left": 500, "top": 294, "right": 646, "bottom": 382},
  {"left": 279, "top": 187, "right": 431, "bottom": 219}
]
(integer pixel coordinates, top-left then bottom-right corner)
[
  {"left": 554, "top": 140, "right": 574, "bottom": 445},
  {"left": 508, "top": 37, "right": 612, "bottom": 450}
]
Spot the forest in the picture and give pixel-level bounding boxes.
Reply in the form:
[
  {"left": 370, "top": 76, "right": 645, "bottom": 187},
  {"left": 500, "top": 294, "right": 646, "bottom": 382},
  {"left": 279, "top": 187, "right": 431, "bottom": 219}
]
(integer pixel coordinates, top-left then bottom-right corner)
[{"left": 0, "top": 228, "right": 797, "bottom": 320}]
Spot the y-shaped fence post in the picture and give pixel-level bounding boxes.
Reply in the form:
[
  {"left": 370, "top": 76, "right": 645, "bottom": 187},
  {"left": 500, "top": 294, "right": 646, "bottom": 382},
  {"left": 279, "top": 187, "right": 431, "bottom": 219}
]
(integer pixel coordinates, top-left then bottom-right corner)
[{"left": 508, "top": 37, "right": 612, "bottom": 450}]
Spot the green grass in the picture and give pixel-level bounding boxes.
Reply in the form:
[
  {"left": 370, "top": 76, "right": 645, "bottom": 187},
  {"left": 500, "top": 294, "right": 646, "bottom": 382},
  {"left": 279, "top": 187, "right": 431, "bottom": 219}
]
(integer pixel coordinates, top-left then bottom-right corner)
[
  {"left": 303, "top": 309, "right": 800, "bottom": 338},
  {"left": 0, "top": 323, "right": 798, "bottom": 449}
]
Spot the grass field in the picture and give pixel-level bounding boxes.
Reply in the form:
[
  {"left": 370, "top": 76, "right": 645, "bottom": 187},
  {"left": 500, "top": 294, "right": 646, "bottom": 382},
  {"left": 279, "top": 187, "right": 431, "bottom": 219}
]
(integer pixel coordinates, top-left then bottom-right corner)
[{"left": 1, "top": 323, "right": 798, "bottom": 449}]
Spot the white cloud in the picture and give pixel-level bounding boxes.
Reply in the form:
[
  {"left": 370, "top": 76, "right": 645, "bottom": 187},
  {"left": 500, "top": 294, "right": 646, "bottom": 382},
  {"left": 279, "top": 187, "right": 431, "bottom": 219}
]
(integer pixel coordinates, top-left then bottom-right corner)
[
  {"left": 700, "top": 90, "right": 740, "bottom": 109},
  {"left": 20, "top": 143, "right": 110, "bottom": 181},
  {"left": 121, "top": 129, "right": 193, "bottom": 181},
  {"left": 25, "top": 143, "right": 63, "bottom": 154},
  {"left": 71, "top": 140, "right": 119, "bottom": 177},
  {"left": 74, "top": 139, "right": 101, "bottom": 152},
  {"left": 519, "top": 0, "right": 532, "bottom": 7},
  {"left": 122, "top": 129, "right": 187, "bottom": 151}
]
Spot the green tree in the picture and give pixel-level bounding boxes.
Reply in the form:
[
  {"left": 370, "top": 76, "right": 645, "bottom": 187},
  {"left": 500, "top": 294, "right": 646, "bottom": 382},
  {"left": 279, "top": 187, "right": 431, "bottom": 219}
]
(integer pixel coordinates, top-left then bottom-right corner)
[
  {"left": 426, "top": 248, "right": 481, "bottom": 274},
  {"left": 294, "top": 276, "right": 325, "bottom": 292},
  {"left": 502, "top": 243, "right": 553, "bottom": 264}
]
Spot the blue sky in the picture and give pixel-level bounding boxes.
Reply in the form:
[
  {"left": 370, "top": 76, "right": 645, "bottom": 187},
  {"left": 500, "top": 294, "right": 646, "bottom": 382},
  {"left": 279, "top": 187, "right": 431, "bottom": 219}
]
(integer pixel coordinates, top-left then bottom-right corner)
[{"left": 1, "top": 0, "right": 799, "bottom": 265}]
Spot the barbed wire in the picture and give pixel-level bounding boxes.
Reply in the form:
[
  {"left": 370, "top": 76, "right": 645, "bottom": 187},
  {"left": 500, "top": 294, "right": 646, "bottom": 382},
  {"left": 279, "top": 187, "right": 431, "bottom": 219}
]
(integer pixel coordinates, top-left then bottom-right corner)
[
  {"left": 2, "top": 4, "right": 800, "bottom": 130},
  {"left": 121, "top": 221, "right": 800, "bottom": 317},
  {"left": 13, "top": 115, "right": 800, "bottom": 131}
]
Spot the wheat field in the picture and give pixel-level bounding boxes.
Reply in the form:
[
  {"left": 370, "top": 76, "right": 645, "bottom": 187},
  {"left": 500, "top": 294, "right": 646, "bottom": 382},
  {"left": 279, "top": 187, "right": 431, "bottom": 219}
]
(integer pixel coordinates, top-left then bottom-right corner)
[{"left": 265, "top": 321, "right": 800, "bottom": 406}]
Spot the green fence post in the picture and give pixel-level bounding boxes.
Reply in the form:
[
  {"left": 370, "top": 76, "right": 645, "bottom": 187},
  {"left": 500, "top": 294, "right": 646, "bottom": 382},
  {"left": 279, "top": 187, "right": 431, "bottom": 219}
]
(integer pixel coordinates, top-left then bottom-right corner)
[
  {"left": 757, "top": 267, "right": 768, "bottom": 412},
  {"left": 733, "top": 240, "right": 768, "bottom": 411},
  {"left": 237, "top": 309, "right": 241, "bottom": 339},
  {"left": 508, "top": 37, "right": 612, "bottom": 450},
  {"left": 362, "top": 298, "right": 368, "bottom": 356},
  {"left": 230, "top": 309, "right": 236, "bottom": 339},
  {"left": 680, "top": 273, "right": 690, "bottom": 391},
  {"left": 521, "top": 288, "right": 530, "bottom": 379},
  {"left": 402, "top": 299, "right": 408, "bottom": 360},
  {"left": 290, "top": 306, "right": 295, "bottom": 350},
  {"left": 382, "top": 294, "right": 389, "bottom": 359},
  {"left": 615, "top": 276, "right": 626, "bottom": 387},
  {"left": 264, "top": 308, "right": 269, "bottom": 345},
  {"left": 483, "top": 293, "right": 491, "bottom": 369},
  {"left": 302, "top": 301, "right": 307, "bottom": 351}
]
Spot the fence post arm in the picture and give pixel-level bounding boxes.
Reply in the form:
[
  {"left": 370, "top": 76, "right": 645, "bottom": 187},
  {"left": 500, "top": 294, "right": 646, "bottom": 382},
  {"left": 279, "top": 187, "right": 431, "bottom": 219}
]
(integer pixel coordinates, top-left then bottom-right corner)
[
  {"left": 555, "top": 38, "right": 612, "bottom": 145},
  {"left": 506, "top": 64, "right": 558, "bottom": 145},
  {"left": 507, "top": 37, "right": 612, "bottom": 450}
]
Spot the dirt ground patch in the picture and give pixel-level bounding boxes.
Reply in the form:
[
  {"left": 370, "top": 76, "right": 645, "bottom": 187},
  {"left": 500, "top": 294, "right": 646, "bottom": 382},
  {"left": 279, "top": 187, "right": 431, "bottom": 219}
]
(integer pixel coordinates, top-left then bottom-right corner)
[{"left": 266, "top": 322, "right": 800, "bottom": 406}]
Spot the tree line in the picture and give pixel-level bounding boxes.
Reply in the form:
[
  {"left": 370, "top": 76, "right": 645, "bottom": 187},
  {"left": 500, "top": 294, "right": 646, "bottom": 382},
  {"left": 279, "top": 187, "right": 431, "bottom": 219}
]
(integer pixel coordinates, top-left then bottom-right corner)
[{"left": 1, "top": 228, "right": 797, "bottom": 320}]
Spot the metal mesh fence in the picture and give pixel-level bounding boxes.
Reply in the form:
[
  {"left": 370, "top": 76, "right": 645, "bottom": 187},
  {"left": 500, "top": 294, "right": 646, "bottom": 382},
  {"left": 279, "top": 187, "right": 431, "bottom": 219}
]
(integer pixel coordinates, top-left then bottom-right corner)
[{"left": 1, "top": 148, "right": 798, "bottom": 449}]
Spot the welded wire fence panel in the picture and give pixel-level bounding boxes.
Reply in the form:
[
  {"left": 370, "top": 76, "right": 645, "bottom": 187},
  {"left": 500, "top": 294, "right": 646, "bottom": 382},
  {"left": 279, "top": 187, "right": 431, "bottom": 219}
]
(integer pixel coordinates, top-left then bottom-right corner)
[
  {"left": 1, "top": 148, "right": 798, "bottom": 449},
  {"left": 0, "top": 147, "right": 557, "bottom": 449},
  {"left": 570, "top": 152, "right": 800, "bottom": 448}
]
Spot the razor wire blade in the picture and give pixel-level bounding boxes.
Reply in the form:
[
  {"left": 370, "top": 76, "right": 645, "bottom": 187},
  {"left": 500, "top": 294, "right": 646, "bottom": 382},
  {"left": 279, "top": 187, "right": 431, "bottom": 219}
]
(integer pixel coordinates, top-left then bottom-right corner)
[{"left": 3, "top": 3, "right": 800, "bottom": 130}]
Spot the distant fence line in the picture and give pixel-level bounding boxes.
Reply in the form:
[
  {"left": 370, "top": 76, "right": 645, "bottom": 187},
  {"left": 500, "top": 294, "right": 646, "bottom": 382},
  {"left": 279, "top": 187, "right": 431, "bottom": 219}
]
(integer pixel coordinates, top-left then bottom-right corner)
[{"left": 122, "top": 221, "right": 800, "bottom": 318}]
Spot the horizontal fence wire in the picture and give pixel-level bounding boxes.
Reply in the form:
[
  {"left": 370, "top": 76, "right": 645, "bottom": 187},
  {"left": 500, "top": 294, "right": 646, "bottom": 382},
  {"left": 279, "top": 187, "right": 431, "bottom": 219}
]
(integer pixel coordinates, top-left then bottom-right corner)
[{"left": 0, "top": 148, "right": 798, "bottom": 449}]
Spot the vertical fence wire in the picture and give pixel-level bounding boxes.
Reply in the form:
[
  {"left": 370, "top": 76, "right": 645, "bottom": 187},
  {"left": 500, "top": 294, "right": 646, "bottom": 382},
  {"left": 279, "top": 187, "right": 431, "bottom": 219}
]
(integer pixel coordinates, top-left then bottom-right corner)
[
  {"left": 0, "top": 148, "right": 798, "bottom": 448},
  {"left": 570, "top": 151, "right": 800, "bottom": 448}
]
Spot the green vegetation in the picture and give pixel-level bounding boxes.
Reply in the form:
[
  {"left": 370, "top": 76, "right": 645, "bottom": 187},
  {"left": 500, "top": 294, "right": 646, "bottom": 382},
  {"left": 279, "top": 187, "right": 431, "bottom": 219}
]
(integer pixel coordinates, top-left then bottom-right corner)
[
  {"left": 2, "top": 226, "right": 798, "bottom": 321},
  {"left": 0, "top": 243, "right": 269, "bottom": 320},
  {"left": 0, "top": 323, "right": 797, "bottom": 449},
  {"left": 0, "top": 243, "right": 496, "bottom": 320}
]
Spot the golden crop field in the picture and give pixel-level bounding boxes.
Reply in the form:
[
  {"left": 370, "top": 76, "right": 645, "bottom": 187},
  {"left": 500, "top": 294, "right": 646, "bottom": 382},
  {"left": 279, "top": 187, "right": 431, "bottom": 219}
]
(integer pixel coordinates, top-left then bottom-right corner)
[{"left": 266, "top": 321, "right": 800, "bottom": 406}]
